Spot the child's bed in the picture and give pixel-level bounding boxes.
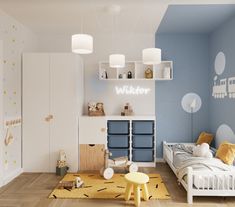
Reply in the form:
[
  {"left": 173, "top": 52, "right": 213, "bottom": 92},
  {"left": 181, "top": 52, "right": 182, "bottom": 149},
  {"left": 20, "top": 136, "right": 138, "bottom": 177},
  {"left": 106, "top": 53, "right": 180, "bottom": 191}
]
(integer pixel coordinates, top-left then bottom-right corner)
[{"left": 163, "top": 141, "right": 235, "bottom": 204}]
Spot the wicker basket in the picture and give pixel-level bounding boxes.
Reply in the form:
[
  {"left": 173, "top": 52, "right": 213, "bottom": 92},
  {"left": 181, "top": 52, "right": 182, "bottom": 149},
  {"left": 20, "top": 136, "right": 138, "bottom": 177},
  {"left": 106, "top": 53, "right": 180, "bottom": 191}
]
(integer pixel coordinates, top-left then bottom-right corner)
[{"left": 88, "top": 110, "right": 105, "bottom": 116}]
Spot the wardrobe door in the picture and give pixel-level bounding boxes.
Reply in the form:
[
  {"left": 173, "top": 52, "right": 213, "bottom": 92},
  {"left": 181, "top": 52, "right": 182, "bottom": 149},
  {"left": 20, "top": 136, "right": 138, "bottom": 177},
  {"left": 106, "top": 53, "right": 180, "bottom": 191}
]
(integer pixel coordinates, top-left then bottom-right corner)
[
  {"left": 0, "top": 41, "right": 3, "bottom": 185},
  {"left": 23, "top": 53, "right": 50, "bottom": 172},
  {"left": 49, "top": 54, "right": 80, "bottom": 172}
]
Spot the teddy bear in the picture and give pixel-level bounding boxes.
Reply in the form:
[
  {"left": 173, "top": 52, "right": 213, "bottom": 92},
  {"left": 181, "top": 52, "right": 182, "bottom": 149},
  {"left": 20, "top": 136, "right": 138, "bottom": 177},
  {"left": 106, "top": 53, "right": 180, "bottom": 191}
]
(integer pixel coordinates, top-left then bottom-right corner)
[{"left": 88, "top": 102, "right": 97, "bottom": 112}]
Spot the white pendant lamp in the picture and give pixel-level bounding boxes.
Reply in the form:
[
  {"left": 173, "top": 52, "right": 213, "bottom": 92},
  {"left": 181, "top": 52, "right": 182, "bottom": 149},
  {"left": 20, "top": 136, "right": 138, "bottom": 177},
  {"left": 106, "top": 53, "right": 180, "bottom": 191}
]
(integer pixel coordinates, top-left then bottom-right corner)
[
  {"left": 72, "top": 34, "right": 93, "bottom": 54},
  {"left": 109, "top": 54, "right": 125, "bottom": 68},
  {"left": 142, "top": 48, "right": 161, "bottom": 65}
]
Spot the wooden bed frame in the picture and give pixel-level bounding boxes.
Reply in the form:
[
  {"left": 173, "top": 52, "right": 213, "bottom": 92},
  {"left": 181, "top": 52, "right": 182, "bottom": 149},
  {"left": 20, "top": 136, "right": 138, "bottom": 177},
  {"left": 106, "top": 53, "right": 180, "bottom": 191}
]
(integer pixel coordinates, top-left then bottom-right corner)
[{"left": 163, "top": 141, "right": 235, "bottom": 204}]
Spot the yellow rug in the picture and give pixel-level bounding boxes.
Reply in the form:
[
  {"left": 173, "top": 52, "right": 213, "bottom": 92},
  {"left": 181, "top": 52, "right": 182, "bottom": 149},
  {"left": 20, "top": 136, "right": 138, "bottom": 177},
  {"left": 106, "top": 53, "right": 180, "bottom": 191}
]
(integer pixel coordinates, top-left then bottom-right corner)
[{"left": 49, "top": 173, "right": 170, "bottom": 200}]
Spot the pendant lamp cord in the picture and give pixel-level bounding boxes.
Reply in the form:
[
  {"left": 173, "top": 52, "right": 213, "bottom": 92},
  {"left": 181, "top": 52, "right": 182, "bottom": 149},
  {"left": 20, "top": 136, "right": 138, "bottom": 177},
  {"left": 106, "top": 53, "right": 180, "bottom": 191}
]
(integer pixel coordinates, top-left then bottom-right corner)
[
  {"left": 111, "top": 14, "right": 115, "bottom": 51},
  {"left": 80, "top": 11, "right": 84, "bottom": 34}
]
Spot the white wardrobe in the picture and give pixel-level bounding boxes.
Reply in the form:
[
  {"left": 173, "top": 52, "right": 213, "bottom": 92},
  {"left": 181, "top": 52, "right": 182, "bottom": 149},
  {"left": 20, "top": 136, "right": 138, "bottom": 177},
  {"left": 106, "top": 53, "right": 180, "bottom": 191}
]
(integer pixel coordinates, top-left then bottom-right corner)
[
  {"left": 22, "top": 53, "right": 83, "bottom": 172},
  {"left": 0, "top": 41, "right": 4, "bottom": 186}
]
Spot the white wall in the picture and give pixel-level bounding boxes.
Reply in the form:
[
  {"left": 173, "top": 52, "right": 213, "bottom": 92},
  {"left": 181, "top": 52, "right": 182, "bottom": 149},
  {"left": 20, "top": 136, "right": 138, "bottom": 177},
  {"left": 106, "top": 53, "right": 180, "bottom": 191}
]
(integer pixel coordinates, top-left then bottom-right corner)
[
  {"left": 37, "top": 33, "right": 156, "bottom": 115},
  {"left": 0, "top": 9, "right": 38, "bottom": 186}
]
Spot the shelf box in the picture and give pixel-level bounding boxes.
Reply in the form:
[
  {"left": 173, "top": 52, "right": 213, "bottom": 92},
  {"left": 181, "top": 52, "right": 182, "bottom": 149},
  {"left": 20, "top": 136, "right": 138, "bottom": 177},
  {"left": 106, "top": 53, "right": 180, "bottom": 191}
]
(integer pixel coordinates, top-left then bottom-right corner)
[
  {"left": 108, "top": 120, "right": 130, "bottom": 135},
  {"left": 109, "top": 149, "right": 130, "bottom": 159},
  {"left": 154, "top": 61, "right": 173, "bottom": 80},
  {"left": 99, "top": 62, "right": 118, "bottom": 80},
  {"left": 135, "top": 61, "right": 154, "bottom": 80},
  {"left": 117, "top": 62, "right": 135, "bottom": 79},
  {"left": 132, "top": 149, "right": 154, "bottom": 162},
  {"left": 132, "top": 135, "right": 154, "bottom": 149},
  {"left": 108, "top": 135, "right": 129, "bottom": 148}
]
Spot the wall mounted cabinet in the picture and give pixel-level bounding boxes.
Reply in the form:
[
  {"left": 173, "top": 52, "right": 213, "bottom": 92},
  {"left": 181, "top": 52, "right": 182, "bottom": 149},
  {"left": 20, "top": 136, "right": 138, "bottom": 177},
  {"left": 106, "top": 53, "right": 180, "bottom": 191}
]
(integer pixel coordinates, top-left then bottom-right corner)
[
  {"left": 23, "top": 53, "right": 83, "bottom": 172},
  {"left": 99, "top": 61, "right": 173, "bottom": 81}
]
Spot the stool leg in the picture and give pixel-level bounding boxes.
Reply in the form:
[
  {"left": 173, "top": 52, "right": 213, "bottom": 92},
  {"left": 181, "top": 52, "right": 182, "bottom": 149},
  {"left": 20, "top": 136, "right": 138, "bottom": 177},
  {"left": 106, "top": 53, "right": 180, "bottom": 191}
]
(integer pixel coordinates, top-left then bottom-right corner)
[
  {"left": 134, "top": 184, "right": 141, "bottom": 207},
  {"left": 142, "top": 183, "right": 149, "bottom": 201},
  {"left": 125, "top": 183, "right": 132, "bottom": 201}
]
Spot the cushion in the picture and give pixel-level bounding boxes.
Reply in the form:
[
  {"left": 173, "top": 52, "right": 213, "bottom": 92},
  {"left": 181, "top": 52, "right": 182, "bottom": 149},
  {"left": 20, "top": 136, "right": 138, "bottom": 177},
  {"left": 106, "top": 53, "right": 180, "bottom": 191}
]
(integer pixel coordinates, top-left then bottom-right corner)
[
  {"left": 216, "top": 141, "right": 235, "bottom": 165},
  {"left": 196, "top": 132, "right": 214, "bottom": 145},
  {"left": 193, "top": 143, "right": 213, "bottom": 158}
]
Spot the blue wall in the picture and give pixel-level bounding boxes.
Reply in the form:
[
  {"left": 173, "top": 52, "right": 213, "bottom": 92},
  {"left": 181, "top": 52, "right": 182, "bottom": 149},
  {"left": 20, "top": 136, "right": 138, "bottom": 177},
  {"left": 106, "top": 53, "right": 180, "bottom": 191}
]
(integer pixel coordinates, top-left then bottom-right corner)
[
  {"left": 155, "top": 34, "right": 210, "bottom": 157},
  {"left": 209, "top": 15, "right": 235, "bottom": 144}
]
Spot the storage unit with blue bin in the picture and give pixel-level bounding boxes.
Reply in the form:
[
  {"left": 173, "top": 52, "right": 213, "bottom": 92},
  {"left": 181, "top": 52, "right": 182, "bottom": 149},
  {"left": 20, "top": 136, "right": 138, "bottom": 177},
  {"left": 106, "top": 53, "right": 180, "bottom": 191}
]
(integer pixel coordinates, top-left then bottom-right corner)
[
  {"left": 107, "top": 119, "right": 155, "bottom": 163},
  {"left": 132, "top": 121, "right": 154, "bottom": 162},
  {"left": 107, "top": 120, "right": 130, "bottom": 159}
]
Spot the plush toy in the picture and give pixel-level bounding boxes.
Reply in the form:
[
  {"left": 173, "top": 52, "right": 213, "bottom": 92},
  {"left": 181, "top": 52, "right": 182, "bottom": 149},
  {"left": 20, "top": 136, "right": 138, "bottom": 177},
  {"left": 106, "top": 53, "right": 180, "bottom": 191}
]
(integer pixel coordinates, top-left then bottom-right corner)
[
  {"left": 96, "top": 102, "right": 105, "bottom": 114},
  {"left": 88, "top": 102, "right": 97, "bottom": 112},
  {"left": 59, "top": 150, "right": 67, "bottom": 161},
  {"left": 193, "top": 143, "right": 213, "bottom": 158},
  {"left": 57, "top": 150, "right": 67, "bottom": 168},
  {"left": 88, "top": 102, "right": 105, "bottom": 116},
  {"left": 75, "top": 177, "right": 84, "bottom": 188}
]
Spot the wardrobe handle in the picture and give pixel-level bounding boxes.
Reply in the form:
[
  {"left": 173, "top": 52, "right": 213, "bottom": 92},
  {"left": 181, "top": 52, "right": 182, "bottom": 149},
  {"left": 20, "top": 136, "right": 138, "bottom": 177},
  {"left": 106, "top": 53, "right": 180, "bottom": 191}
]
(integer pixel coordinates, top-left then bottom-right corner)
[
  {"left": 49, "top": 115, "right": 54, "bottom": 120},
  {"left": 101, "top": 127, "right": 106, "bottom": 132},
  {"left": 44, "top": 115, "right": 54, "bottom": 122},
  {"left": 45, "top": 115, "right": 50, "bottom": 122}
]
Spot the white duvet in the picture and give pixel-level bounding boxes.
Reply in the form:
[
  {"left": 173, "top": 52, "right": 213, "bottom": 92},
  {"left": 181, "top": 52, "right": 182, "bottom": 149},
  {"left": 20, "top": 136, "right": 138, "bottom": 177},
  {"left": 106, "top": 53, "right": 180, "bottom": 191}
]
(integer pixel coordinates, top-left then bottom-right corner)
[{"left": 172, "top": 144, "right": 235, "bottom": 189}]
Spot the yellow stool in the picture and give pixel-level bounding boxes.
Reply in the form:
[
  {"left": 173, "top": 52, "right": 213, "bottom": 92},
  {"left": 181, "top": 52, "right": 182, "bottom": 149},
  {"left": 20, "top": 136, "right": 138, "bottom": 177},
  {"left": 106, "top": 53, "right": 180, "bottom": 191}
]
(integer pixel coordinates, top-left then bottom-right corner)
[{"left": 124, "top": 172, "right": 149, "bottom": 207}]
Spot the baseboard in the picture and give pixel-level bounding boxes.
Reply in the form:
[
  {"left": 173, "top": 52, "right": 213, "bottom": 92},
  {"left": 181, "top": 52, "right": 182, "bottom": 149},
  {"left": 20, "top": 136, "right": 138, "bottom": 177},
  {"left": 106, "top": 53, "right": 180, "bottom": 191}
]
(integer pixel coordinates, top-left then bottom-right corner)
[
  {"left": 2, "top": 168, "right": 23, "bottom": 186},
  {"left": 155, "top": 158, "right": 165, "bottom": 163}
]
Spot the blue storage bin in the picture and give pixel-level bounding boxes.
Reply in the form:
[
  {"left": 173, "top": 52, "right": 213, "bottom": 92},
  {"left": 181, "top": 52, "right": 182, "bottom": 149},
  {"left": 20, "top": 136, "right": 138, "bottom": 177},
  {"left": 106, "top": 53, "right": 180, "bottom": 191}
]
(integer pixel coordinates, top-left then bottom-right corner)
[
  {"left": 132, "top": 149, "right": 154, "bottom": 162},
  {"left": 132, "top": 121, "right": 154, "bottom": 135},
  {"left": 109, "top": 149, "right": 129, "bottom": 159},
  {"left": 108, "top": 135, "right": 129, "bottom": 148},
  {"left": 132, "top": 135, "right": 154, "bottom": 149},
  {"left": 108, "top": 121, "right": 129, "bottom": 135}
]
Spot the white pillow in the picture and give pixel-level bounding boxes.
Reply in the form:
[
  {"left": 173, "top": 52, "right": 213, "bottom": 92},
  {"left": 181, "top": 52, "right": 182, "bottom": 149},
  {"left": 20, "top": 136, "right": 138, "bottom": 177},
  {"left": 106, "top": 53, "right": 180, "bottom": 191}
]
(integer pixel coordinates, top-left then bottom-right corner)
[{"left": 193, "top": 143, "right": 213, "bottom": 158}]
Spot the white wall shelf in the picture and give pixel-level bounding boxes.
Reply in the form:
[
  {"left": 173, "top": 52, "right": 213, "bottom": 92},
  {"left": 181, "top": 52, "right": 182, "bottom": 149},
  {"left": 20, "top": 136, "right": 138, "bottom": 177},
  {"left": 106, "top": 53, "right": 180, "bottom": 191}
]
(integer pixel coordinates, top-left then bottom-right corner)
[{"left": 99, "top": 60, "right": 173, "bottom": 81}]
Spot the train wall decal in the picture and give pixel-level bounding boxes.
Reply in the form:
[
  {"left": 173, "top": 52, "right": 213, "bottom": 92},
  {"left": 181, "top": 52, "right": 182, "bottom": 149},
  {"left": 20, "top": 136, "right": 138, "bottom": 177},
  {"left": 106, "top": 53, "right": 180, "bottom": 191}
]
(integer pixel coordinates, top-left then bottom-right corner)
[{"left": 212, "top": 76, "right": 235, "bottom": 99}]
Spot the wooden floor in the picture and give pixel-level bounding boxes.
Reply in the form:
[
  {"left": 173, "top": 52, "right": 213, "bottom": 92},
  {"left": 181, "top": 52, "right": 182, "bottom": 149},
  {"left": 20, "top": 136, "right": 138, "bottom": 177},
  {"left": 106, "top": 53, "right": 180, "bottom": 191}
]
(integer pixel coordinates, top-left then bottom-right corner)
[{"left": 0, "top": 163, "right": 235, "bottom": 207}]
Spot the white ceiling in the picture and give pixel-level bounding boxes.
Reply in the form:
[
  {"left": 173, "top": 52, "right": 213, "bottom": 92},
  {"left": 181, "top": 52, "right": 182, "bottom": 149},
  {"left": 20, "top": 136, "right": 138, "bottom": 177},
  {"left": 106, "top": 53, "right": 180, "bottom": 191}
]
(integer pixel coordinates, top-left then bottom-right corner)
[{"left": 0, "top": 0, "right": 234, "bottom": 35}]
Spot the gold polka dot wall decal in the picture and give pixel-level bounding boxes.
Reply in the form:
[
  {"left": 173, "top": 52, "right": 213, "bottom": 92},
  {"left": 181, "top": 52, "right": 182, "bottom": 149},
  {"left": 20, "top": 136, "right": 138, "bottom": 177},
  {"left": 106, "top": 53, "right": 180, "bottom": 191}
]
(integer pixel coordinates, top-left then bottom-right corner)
[
  {"left": 5, "top": 160, "right": 8, "bottom": 164},
  {"left": 13, "top": 91, "right": 16, "bottom": 95},
  {"left": 12, "top": 25, "right": 17, "bottom": 31},
  {"left": 13, "top": 102, "right": 16, "bottom": 105},
  {"left": 3, "top": 60, "right": 6, "bottom": 64},
  {"left": 12, "top": 62, "right": 15, "bottom": 66},
  {"left": 12, "top": 39, "right": 16, "bottom": 43},
  {"left": 13, "top": 160, "right": 17, "bottom": 164},
  {"left": 4, "top": 90, "right": 7, "bottom": 95}
]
